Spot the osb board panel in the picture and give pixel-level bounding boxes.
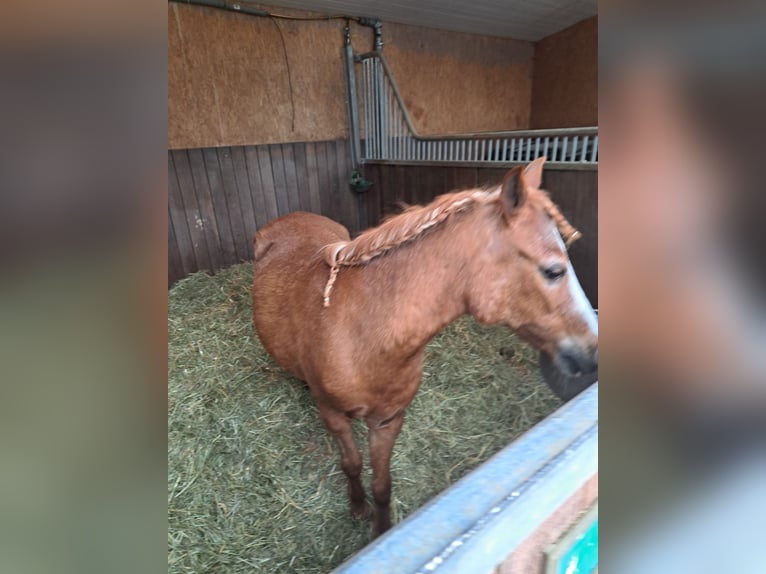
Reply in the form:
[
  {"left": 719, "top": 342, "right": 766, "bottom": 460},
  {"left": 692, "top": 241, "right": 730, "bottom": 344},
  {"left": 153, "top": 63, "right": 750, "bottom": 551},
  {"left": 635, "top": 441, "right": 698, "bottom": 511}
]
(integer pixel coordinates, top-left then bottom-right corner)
[
  {"left": 169, "top": 4, "right": 535, "bottom": 149},
  {"left": 530, "top": 16, "right": 598, "bottom": 129},
  {"left": 383, "top": 23, "right": 534, "bottom": 135},
  {"left": 169, "top": 3, "right": 349, "bottom": 149}
]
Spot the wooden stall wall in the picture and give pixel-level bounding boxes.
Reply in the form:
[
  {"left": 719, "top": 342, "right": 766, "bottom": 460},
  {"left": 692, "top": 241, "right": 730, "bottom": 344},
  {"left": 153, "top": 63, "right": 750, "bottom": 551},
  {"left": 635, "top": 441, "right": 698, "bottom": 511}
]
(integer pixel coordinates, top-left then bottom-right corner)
[
  {"left": 361, "top": 164, "right": 598, "bottom": 306},
  {"left": 530, "top": 16, "right": 597, "bottom": 129},
  {"left": 168, "top": 2, "right": 535, "bottom": 150},
  {"left": 168, "top": 139, "right": 356, "bottom": 286}
]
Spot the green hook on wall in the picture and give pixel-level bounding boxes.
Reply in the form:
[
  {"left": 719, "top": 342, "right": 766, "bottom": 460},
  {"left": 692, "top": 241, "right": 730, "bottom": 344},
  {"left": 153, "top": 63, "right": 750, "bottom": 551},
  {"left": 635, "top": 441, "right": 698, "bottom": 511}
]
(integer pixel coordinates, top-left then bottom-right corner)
[{"left": 350, "top": 170, "right": 373, "bottom": 193}]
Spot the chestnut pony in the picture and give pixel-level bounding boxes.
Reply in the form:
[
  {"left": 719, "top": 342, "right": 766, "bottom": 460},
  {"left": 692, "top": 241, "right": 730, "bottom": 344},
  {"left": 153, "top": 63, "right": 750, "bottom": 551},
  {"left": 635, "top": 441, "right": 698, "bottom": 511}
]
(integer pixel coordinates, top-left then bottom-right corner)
[{"left": 252, "top": 157, "right": 598, "bottom": 536}]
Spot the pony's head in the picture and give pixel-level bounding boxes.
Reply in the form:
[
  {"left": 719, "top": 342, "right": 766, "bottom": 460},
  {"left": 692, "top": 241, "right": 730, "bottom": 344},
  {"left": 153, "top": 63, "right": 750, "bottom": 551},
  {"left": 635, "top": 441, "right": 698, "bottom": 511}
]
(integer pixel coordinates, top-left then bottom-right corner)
[{"left": 466, "top": 157, "right": 598, "bottom": 377}]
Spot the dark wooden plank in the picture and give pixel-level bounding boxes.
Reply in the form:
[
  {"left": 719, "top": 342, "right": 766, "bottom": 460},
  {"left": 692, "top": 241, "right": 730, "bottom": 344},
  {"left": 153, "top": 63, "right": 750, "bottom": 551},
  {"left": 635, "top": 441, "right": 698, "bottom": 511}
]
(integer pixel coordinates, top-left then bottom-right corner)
[
  {"left": 174, "top": 149, "right": 218, "bottom": 272},
  {"left": 281, "top": 144, "right": 302, "bottom": 213},
  {"left": 452, "top": 167, "right": 479, "bottom": 191},
  {"left": 216, "top": 147, "right": 250, "bottom": 262},
  {"left": 317, "top": 147, "right": 331, "bottom": 218},
  {"left": 378, "top": 162, "right": 401, "bottom": 219},
  {"left": 168, "top": 205, "right": 185, "bottom": 286},
  {"left": 292, "top": 143, "right": 312, "bottom": 213},
  {"left": 167, "top": 152, "right": 197, "bottom": 277},
  {"left": 324, "top": 140, "right": 341, "bottom": 224},
  {"left": 363, "top": 163, "right": 381, "bottom": 229},
  {"left": 418, "top": 166, "right": 444, "bottom": 205},
  {"left": 398, "top": 165, "right": 414, "bottom": 207},
  {"left": 230, "top": 146, "right": 258, "bottom": 259},
  {"left": 256, "top": 144, "right": 280, "bottom": 222},
  {"left": 476, "top": 168, "right": 507, "bottom": 188},
  {"left": 268, "top": 144, "right": 290, "bottom": 216},
  {"left": 244, "top": 145, "right": 270, "bottom": 229},
  {"left": 409, "top": 165, "right": 425, "bottom": 206},
  {"left": 202, "top": 148, "right": 238, "bottom": 266},
  {"left": 303, "top": 142, "right": 322, "bottom": 214},
  {"left": 335, "top": 139, "right": 356, "bottom": 233},
  {"left": 392, "top": 165, "right": 407, "bottom": 207}
]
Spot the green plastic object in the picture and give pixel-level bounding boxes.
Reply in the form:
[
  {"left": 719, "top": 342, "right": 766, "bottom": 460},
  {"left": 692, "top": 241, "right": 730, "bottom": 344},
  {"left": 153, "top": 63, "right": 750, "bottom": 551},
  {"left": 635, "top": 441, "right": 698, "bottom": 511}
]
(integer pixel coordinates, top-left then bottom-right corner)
[
  {"left": 545, "top": 504, "right": 598, "bottom": 574},
  {"left": 349, "top": 170, "right": 372, "bottom": 193}
]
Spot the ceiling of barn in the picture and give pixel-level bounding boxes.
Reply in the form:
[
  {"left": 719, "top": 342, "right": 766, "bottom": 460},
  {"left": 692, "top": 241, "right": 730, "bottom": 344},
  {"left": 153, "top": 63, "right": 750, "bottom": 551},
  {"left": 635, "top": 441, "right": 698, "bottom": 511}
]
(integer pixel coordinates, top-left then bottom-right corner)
[{"left": 261, "top": 0, "right": 597, "bottom": 41}]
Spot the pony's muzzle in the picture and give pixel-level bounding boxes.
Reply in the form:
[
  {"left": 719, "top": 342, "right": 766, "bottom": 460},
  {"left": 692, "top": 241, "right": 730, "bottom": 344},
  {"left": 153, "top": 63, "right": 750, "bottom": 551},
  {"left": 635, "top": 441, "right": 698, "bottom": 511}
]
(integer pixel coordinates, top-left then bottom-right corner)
[{"left": 553, "top": 339, "right": 598, "bottom": 377}]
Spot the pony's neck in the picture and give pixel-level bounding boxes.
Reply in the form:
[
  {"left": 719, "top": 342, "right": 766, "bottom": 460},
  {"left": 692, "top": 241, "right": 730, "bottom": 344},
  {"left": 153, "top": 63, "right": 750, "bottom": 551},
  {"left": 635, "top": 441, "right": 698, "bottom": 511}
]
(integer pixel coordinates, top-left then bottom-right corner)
[{"left": 361, "top": 210, "right": 483, "bottom": 357}]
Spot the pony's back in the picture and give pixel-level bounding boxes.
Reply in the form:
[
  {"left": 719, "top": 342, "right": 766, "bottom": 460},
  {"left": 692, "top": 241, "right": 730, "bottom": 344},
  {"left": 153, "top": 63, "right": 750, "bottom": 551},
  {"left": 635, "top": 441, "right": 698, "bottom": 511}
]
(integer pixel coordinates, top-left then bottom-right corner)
[{"left": 252, "top": 212, "right": 349, "bottom": 380}]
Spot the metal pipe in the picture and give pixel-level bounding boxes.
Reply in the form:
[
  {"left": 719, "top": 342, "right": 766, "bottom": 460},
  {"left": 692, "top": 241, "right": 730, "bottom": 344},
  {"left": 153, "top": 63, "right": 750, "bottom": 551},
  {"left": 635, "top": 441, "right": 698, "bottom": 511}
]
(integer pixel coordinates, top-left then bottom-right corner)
[
  {"left": 344, "top": 24, "right": 361, "bottom": 169},
  {"left": 171, "top": 0, "right": 269, "bottom": 17},
  {"left": 363, "top": 59, "right": 372, "bottom": 159}
]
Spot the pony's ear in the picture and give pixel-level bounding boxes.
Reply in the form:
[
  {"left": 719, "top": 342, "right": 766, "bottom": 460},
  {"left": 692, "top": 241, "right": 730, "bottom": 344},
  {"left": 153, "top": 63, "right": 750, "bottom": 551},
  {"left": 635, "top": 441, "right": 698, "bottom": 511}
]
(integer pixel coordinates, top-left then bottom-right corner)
[
  {"left": 500, "top": 166, "right": 527, "bottom": 219},
  {"left": 523, "top": 156, "right": 546, "bottom": 189}
]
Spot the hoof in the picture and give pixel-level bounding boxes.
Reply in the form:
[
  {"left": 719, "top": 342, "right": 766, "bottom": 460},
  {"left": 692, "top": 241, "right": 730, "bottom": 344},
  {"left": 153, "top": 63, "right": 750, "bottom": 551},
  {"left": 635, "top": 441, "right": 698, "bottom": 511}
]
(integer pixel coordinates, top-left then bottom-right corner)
[
  {"left": 351, "top": 501, "right": 371, "bottom": 520},
  {"left": 372, "top": 519, "right": 391, "bottom": 538}
]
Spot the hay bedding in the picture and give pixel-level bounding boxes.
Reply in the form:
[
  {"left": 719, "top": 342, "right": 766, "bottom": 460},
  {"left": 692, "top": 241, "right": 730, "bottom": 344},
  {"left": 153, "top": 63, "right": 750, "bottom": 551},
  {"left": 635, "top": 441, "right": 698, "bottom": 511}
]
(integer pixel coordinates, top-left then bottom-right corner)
[{"left": 168, "top": 263, "right": 560, "bottom": 573}]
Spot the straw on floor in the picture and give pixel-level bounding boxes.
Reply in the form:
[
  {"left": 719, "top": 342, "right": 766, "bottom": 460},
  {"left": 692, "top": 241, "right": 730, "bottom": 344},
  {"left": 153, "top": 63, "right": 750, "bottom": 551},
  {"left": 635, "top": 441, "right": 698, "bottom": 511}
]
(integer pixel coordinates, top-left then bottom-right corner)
[{"left": 168, "top": 263, "right": 560, "bottom": 573}]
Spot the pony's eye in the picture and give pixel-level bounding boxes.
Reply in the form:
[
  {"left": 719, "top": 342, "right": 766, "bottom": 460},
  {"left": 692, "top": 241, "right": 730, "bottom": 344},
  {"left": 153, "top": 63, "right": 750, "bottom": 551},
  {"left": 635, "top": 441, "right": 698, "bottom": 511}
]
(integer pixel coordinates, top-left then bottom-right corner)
[{"left": 541, "top": 263, "right": 566, "bottom": 282}]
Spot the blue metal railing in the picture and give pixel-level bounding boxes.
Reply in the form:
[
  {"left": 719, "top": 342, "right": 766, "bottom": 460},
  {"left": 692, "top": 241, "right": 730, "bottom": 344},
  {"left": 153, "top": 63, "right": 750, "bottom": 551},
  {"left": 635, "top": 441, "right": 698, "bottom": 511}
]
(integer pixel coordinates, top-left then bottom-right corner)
[{"left": 333, "top": 384, "right": 598, "bottom": 574}]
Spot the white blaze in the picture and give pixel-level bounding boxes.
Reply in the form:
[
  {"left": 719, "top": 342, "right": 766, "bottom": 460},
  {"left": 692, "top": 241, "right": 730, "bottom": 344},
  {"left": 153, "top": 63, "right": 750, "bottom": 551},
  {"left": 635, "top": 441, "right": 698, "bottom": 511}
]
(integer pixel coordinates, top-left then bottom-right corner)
[{"left": 553, "top": 229, "right": 598, "bottom": 335}]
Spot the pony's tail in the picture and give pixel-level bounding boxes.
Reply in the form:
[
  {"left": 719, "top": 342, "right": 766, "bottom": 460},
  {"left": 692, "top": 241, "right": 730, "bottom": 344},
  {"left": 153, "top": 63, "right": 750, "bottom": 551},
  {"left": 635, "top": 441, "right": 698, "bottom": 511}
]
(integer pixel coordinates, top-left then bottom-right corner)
[{"left": 253, "top": 230, "right": 274, "bottom": 261}]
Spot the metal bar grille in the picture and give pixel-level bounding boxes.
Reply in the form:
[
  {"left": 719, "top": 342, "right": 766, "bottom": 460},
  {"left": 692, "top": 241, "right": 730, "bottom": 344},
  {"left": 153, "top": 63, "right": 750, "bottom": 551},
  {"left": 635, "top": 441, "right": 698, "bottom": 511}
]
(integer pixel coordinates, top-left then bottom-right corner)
[{"left": 356, "top": 52, "right": 597, "bottom": 168}]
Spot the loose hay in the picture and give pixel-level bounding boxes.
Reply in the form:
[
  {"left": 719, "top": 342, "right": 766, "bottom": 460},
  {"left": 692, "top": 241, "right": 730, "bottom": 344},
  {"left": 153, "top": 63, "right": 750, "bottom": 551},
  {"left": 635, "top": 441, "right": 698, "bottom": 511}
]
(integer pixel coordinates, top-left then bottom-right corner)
[{"left": 168, "top": 263, "right": 560, "bottom": 573}]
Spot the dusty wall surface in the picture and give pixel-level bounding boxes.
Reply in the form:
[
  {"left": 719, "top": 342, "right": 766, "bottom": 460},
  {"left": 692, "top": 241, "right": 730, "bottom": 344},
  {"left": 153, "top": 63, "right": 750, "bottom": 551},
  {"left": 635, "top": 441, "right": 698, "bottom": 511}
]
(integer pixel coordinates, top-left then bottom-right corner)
[
  {"left": 168, "top": 3, "right": 535, "bottom": 149},
  {"left": 384, "top": 24, "right": 533, "bottom": 136},
  {"left": 530, "top": 16, "right": 597, "bottom": 129},
  {"left": 168, "top": 3, "right": 350, "bottom": 148}
]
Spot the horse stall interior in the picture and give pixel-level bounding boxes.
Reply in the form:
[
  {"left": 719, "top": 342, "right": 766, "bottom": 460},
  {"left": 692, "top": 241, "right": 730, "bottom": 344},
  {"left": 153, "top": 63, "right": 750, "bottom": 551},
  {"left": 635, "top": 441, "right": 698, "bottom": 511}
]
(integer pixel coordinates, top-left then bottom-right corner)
[{"left": 168, "top": 2, "right": 597, "bottom": 573}]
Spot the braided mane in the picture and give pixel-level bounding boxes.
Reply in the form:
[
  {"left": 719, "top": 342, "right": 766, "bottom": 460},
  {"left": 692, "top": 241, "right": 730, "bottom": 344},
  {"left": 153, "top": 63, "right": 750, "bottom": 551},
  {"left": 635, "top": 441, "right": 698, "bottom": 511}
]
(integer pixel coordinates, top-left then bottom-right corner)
[{"left": 321, "top": 185, "right": 580, "bottom": 307}]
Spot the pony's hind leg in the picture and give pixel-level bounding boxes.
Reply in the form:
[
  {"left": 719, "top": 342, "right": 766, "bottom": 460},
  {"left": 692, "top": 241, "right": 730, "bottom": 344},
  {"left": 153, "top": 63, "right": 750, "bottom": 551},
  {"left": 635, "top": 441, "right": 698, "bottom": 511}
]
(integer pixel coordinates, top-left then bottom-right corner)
[
  {"left": 367, "top": 410, "right": 405, "bottom": 537},
  {"left": 319, "top": 408, "right": 370, "bottom": 519}
]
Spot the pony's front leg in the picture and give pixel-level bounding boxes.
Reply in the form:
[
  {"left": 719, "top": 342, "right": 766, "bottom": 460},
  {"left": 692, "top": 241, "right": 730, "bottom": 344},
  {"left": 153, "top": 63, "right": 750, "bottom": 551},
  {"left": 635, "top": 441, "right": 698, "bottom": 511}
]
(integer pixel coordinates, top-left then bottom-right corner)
[
  {"left": 319, "top": 408, "right": 370, "bottom": 519},
  {"left": 366, "top": 411, "right": 405, "bottom": 537}
]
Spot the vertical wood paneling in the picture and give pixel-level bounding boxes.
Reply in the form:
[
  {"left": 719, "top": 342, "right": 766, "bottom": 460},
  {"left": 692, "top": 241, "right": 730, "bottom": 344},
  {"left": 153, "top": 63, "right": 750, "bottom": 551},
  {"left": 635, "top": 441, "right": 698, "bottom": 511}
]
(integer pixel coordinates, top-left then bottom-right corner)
[
  {"left": 324, "top": 141, "right": 340, "bottom": 226},
  {"left": 334, "top": 139, "right": 357, "bottom": 234},
  {"left": 230, "top": 146, "right": 258, "bottom": 257},
  {"left": 315, "top": 142, "right": 332, "bottom": 218},
  {"left": 168, "top": 139, "right": 363, "bottom": 286},
  {"left": 167, "top": 155, "right": 196, "bottom": 277},
  {"left": 216, "top": 147, "right": 250, "bottom": 262},
  {"left": 168, "top": 145, "right": 600, "bottom": 300},
  {"left": 174, "top": 149, "right": 218, "bottom": 271},
  {"left": 268, "top": 144, "right": 290, "bottom": 216},
  {"left": 202, "top": 148, "right": 238, "bottom": 265},
  {"left": 303, "top": 143, "right": 322, "bottom": 214},
  {"left": 244, "top": 145, "right": 269, "bottom": 229},
  {"left": 451, "top": 167, "right": 478, "bottom": 192},
  {"left": 281, "top": 144, "right": 302, "bottom": 213},
  {"left": 364, "top": 163, "right": 381, "bottom": 228},
  {"left": 292, "top": 144, "right": 312, "bottom": 212},
  {"left": 256, "top": 145, "right": 280, "bottom": 221},
  {"left": 168, "top": 208, "right": 185, "bottom": 288}
]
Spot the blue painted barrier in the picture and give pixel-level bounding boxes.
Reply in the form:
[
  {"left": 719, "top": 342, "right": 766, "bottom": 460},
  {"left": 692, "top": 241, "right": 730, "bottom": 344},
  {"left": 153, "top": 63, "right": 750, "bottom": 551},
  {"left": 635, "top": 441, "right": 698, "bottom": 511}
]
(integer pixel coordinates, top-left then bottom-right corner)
[{"left": 333, "top": 384, "right": 598, "bottom": 574}]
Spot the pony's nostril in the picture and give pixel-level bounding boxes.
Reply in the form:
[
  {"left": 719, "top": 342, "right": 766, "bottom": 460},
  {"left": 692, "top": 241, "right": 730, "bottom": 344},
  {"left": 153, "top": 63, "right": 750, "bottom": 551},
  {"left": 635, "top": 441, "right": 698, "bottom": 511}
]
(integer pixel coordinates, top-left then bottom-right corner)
[
  {"left": 554, "top": 345, "right": 597, "bottom": 377},
  {"left": 555, "top": 349, "right": 583, "bottom": 376}
]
